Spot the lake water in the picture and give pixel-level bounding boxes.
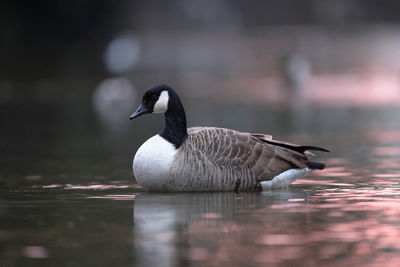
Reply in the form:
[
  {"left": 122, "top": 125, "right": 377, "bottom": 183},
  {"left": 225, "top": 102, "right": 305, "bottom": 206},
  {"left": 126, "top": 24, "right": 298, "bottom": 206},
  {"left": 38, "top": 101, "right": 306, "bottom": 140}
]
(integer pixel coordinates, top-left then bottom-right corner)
[{"left": 2, "top": 99, "right": 400, "bottom": 266}]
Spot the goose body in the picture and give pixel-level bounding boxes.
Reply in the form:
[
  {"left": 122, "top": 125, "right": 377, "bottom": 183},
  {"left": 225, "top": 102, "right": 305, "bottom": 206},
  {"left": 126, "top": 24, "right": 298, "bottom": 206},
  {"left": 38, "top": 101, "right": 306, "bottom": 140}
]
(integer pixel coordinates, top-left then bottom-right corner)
[{"left": 130, "top": 85, "right": 328, "bottom": 192}]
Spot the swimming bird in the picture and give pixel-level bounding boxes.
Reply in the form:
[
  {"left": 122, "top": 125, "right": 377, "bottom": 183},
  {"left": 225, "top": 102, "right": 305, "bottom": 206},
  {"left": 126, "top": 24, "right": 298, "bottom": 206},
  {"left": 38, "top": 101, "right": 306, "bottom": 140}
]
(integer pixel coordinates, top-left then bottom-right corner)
[{"left": 129, "top": 84, "right": 329, "bottom": 192}]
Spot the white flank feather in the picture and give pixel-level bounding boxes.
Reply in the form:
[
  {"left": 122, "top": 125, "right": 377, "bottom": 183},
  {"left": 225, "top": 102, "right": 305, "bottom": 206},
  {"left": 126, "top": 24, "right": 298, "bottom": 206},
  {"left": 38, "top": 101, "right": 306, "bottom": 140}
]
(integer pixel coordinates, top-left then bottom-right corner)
[{"left": 261, "top": 168, "right": 311, "bottom": 189}]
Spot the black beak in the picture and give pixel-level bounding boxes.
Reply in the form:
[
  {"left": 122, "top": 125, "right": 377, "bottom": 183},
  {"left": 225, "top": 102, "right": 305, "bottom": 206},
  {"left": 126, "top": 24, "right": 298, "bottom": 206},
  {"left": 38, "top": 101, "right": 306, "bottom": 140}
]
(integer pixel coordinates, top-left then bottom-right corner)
[{"left": 129, "top": 103, "right": 149, "bottom": 120}]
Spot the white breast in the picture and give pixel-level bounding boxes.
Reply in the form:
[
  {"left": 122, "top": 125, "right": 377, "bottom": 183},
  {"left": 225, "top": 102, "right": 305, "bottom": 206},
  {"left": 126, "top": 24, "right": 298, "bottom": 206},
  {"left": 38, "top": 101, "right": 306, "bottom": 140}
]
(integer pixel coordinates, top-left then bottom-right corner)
[{"left": 133, "top": 134, "right": 177, "bottom": 190}]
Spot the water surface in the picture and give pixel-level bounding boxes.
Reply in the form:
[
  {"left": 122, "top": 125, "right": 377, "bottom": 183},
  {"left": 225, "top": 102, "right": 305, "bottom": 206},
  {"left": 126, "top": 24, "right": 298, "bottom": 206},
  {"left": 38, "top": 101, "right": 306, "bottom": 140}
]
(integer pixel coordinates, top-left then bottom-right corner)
[{"left": 2, "top": 103, "right": 400, "bottom": 266}]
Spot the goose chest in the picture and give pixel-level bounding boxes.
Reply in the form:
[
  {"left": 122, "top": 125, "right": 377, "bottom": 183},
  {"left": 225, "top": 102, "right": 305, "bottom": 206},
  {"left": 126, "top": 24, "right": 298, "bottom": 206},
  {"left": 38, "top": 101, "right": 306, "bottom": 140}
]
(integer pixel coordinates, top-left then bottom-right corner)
[{"left": 133, "top": 134, "right": 177, "bottom": 190}]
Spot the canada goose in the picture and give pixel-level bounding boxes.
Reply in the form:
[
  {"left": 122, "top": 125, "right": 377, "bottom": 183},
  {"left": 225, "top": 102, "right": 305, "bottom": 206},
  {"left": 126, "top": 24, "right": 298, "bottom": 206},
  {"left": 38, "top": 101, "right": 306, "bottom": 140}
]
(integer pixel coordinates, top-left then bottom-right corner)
[{"left": 129, "top": 84, "right": 329, "bottom": 192}]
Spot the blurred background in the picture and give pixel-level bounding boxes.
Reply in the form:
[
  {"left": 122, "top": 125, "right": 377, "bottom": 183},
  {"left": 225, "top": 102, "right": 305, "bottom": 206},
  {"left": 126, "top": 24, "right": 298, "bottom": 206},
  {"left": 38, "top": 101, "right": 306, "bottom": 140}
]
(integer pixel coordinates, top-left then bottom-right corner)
[
  {"left": 2, "top": 0, "right": 400, "bottom": 184},
  {"left": 4, "top": 1, "right": 400, "bottom": 266}
]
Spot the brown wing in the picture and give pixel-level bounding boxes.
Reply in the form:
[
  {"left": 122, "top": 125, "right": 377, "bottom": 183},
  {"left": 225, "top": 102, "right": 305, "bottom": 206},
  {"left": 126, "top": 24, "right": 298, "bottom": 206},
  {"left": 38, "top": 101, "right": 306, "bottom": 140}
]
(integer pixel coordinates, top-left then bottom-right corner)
[{"left": 187, "top": 127, "right": 310, "bottom": 181}]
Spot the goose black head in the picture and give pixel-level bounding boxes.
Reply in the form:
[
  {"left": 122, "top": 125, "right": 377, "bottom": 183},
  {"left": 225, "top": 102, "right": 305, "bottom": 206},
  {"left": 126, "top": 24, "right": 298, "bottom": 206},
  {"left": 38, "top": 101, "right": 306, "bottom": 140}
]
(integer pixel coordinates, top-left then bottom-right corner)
[{"left": 129, "top": 84, "right": 173, "bottom": 120}]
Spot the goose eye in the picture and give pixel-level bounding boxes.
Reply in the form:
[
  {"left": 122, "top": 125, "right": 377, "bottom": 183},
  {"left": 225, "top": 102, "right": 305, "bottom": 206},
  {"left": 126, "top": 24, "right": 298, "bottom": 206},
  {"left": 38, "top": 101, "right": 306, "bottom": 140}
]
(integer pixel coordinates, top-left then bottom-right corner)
[{"left": 150, "top": 94, "right": 157, "bottom": 101}]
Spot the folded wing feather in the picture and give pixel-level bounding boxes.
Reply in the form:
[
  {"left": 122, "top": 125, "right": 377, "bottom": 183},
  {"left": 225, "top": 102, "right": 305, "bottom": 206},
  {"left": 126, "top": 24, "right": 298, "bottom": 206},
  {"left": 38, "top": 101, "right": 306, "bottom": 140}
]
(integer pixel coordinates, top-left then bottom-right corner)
[{"left": 187, "top": 127, "right": 320, "bottom": 182}]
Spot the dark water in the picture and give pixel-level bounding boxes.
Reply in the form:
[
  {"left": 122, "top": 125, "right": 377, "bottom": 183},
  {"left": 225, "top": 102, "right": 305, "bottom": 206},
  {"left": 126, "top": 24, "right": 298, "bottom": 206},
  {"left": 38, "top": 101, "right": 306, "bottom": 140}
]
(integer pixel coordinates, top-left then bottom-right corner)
[{"left": 2, "top": 99, "right": 400, "bottom": 266}]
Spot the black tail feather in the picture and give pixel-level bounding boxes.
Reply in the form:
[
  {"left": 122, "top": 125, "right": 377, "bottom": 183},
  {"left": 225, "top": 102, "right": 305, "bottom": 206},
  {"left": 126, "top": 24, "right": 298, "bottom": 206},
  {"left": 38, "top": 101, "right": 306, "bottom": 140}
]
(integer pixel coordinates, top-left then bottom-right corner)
[
  {"left": 306, "top": 162, "right": 326, "bottom": 170},
  {"left": 260, "top": 139, "right": 330, "bottom": 153}
]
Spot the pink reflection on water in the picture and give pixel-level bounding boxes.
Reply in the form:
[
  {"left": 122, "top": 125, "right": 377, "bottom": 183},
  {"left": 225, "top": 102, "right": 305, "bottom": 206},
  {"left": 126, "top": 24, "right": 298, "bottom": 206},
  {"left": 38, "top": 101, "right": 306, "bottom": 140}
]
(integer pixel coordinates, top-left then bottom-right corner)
[
  {"left": 366, "top": 130, "right": 400, "bottom": 143},
  {"left": 320, "top": 167, "right": 348, "bottom": 172},
  {"left": 354, "top": 242, "right": 372, "bottom": 255},
  {"left": 38, "top": 183, "right": 142, "bottom": 191},
  {"left": 86, "top": 194, "right": 136, "bottom": 200},
  {"left": 314, "top": 166, "right": 354, "bottom": 178},
  {"left": 187, "top": 221, "right": 241, "bottom": 235},
  {"left": 254, "top": 246, "right": 304, "bottom": 263},
  {"left": 372, "top": 173, "right": 400, "bottom": 178},
  {"left": 293, "top": 179, "right": 335, "bottom": 185},
  {"left": 270, "top": 186, "right": 400, "bottom": 218},
  {"left": 330, "top": 183, "right": 354, "bottom": 186},
  {"left": 188, "top": 247, "right": 209, "bottom": 261},
  {"left": 257, "top": 234, "right": 306, "bottom": 245},
  {"left": 319, "top": 244, "right": 348, "bottom": 259},
  {"left": 154, "top": 232, "right": 176, "bottom": 243},
  {"left": 65, "top": 184, "right": 131, "bottom": 190},
  {"left": 371, "top": 146, "right": 400, "bottom": 156},
  {"left": 287, "top": 198, "right": 305, "bottom": 202},
  {"left": 134, "top": 183, "right": 400, "bottom": 266},
  {"left": 41, "top": 184, "right": 63, "bottom": 188},
  {"left": 328, "top": 211, "right": 344, "bottom": 217},
  {"left": 375, "top": 158, "right": 400, "bottom": 169},
  {"left": 202, "top": 213, "right": 222, "bottom": 219},
  {"left": 22, "top": 246, "right": 49, "bottom": 259},
  {"left": 324, "top": 172, "right": 354, "bottom": 177},
  {"left": 130, "top": 135, "right": 400, "bottom": 267}
]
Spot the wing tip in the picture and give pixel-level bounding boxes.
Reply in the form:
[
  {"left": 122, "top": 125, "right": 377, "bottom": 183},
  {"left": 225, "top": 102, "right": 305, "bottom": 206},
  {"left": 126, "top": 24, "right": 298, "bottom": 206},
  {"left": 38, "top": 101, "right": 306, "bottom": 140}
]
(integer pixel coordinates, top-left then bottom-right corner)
[
  {"left": 255, "top": 137, "right": 330, "bottom": 153},
  {"left": 301, "top": 146, "right": 330, "bottom": 153}
]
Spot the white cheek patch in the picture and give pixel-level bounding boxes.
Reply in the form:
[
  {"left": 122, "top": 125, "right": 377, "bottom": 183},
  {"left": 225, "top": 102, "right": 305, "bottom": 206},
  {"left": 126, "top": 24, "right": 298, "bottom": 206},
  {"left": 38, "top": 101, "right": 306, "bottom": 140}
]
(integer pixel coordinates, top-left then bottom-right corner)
[{"left": 153, "top": 90, "right": 169, "bottom": 113}]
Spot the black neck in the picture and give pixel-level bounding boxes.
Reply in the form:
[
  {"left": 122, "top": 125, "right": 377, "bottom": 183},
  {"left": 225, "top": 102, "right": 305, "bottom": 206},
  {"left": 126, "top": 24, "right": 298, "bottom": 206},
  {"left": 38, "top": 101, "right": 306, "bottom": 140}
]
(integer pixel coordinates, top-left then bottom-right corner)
[{"left": 159, "top": 93, "right": 188, "bottom": 148}]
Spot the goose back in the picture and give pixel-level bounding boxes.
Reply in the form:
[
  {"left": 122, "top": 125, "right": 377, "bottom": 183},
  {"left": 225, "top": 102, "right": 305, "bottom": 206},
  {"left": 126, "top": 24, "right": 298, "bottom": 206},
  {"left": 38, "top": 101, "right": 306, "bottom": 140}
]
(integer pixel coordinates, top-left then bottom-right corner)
[{"left": 159, "top": 127, "right": 313, "bottom": 191}]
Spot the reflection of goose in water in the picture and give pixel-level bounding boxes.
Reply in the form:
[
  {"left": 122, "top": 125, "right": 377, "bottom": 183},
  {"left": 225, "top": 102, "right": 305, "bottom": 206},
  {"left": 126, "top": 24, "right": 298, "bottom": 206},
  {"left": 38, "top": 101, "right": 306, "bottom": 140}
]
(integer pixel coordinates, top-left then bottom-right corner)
[
  {"left": 129, "top": 84, "right": 329, "bottom": 192},
  {"left": 132, "top": 191, "right": 307, "bottom": 266}
]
